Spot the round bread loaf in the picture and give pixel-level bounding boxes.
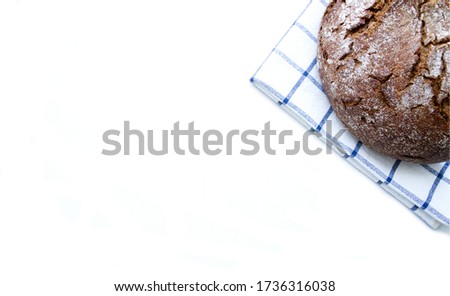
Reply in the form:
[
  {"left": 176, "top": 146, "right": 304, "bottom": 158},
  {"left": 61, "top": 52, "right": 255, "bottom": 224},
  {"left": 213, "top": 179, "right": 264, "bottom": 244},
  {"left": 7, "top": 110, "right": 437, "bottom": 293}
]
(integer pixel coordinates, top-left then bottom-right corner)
[{"left": 318, "top": 0, "right": 450, "bottom": 163}]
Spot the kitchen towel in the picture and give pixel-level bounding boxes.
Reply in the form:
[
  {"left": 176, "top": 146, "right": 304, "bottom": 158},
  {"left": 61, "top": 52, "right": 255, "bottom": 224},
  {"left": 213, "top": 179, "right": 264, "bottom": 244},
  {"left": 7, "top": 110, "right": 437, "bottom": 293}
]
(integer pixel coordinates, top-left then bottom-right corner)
[{"left": 251, "top": 0, "right": 450, "bottom": 229}]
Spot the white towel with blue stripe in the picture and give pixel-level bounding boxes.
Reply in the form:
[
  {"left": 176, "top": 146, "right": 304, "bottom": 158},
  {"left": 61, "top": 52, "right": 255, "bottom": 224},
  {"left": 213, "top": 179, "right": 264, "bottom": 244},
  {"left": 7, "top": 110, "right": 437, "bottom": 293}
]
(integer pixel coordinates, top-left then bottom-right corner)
[{"left": 251, "top": 0, "right": 450, "bottom": 229}]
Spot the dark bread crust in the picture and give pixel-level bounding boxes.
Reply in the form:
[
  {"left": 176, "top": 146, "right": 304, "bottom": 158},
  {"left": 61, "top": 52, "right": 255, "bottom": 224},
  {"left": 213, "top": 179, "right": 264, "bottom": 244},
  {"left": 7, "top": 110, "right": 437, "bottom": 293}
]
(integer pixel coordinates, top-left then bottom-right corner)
[{"left": 318, "top": 0, "right": 450, "bottom": 163}]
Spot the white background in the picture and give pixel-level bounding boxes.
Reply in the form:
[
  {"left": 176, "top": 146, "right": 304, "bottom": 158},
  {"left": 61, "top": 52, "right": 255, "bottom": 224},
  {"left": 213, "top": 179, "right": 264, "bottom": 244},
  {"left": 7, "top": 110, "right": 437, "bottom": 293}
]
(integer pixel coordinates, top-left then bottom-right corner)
[{"left": 0, "top": 0, "right": 448, "bottom": 295}]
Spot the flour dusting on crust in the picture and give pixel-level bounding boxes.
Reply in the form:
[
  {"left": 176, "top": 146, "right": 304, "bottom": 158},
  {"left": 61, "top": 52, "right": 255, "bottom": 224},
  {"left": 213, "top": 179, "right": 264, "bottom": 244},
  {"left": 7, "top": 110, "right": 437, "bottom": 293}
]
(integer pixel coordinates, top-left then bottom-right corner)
[{"left": 318, "top": 0, "right": 450, "bottom": 163}]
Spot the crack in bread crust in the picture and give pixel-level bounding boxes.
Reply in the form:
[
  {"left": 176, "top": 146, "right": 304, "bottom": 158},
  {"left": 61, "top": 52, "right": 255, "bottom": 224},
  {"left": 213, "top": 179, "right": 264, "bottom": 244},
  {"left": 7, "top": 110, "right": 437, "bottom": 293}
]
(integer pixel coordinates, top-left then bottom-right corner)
[{"left": 318, "top": 0, "right": 450, "bottom": 163}]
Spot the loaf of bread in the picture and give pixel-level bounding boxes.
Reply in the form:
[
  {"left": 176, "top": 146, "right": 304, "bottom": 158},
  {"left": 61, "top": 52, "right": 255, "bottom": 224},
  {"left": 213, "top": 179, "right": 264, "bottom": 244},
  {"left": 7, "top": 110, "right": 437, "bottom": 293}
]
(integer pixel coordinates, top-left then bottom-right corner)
[{"left": 318, "top": 0, "right": 450, "bottom": 163}]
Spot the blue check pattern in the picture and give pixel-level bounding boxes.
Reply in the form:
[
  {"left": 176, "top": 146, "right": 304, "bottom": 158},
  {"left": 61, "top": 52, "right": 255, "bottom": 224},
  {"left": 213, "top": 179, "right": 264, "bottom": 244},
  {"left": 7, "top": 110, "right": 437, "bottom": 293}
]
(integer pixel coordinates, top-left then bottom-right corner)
[{"left": 251, "top": 0, "right": 450, "bottom": 229}]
